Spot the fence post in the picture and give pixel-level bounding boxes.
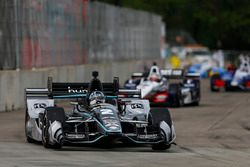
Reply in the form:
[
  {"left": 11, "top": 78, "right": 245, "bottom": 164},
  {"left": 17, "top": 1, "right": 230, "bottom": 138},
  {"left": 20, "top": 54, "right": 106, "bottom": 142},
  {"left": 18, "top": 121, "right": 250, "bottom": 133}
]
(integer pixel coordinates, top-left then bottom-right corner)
[{"left": 14, "top": 0, "right": 20, "bottom": 70}]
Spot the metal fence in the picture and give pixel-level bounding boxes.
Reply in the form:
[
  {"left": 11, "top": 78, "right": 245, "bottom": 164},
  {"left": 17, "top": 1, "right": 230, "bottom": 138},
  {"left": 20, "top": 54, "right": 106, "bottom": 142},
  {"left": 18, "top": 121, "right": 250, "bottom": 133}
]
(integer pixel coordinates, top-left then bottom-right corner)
[{"left": 0, "top": 0, "right": 163, "bottom": 70}]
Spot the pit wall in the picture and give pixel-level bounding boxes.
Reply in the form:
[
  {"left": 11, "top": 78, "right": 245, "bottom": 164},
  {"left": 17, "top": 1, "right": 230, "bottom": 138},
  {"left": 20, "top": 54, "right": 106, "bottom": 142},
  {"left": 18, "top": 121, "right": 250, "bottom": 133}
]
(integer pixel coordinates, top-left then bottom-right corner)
[{"left": 0, "top": 59, "right": 165, "bottom": 112}]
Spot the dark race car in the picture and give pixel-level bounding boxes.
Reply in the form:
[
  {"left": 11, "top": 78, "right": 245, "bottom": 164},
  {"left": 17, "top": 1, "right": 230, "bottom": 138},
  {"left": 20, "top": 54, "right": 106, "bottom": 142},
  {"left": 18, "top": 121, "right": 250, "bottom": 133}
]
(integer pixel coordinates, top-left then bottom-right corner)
[{"left": 25, "top": 71, "right": 176, "bottom": 150}]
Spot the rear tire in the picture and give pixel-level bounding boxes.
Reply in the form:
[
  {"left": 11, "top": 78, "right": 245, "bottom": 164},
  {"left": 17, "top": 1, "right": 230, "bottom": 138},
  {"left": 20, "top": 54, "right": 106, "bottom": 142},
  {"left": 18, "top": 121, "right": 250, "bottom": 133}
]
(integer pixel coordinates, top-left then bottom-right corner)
[
  {"left": 25, "top": 110, "right": 36, "bottom": 143},
  {"left": 169, "top": 83, "right": 183, "bottom": 107},
  {"left": 42, "top": 113, "right": 51, "bottom": 148},
  {"left": 177, "top": 96, "right": 184, "bottom": 107},
  {"left": 192, "top": 100, "right": 199, "bottom": 106},
  {"left": 211, "top": 86, "right": 219, "bottom": 92},
  {"left": 225, "top": 83, "right": 232, "bottom": 92}
]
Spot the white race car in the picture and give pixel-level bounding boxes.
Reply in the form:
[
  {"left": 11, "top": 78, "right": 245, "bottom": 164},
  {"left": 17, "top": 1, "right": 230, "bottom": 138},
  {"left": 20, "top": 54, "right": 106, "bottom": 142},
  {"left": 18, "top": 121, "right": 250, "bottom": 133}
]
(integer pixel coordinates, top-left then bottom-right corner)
[{"left": 125, "top": 65, "right": 201, "bottom": 107}]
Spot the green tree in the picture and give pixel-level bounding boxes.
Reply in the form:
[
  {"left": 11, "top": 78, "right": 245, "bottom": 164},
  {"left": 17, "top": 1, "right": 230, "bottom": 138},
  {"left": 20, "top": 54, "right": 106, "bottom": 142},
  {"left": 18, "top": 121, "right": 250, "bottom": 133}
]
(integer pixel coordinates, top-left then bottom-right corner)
[{"left": 95, "top": 0, "right": 250, "bottom": 50}]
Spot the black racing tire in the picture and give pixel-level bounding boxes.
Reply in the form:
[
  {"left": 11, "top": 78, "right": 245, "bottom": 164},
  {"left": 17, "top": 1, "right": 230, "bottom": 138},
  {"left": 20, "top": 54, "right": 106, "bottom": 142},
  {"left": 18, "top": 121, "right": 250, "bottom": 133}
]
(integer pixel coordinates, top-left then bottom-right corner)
[
  {"left": 169, "top": 83, "right": 183, "bottom": 107},
  {"left": 192, "top": 101, "right": 199, "bottom": 106},
  {"left": 225, "top": 83, "right": 233, "bottom": 92},
  {"left": 149, "top": 108, "right": 172, "bottom": 127},
  {"left": 152, "top": 129, "right": 171, "bottom": 151},
  {"left": 42, "top": 112, "right": 51, "bottom": 148},
  {"left": 150, "top": 108, "right": 173, "bottom": 150},
  {"left": 25, "top": 110, "right": 36, "bottom": 143},
  {"left": 177, "top": 96, "right": 184, "bottom": 107},
  {"left": 196, "top": 80, "right": 201, "bottom": 98},
  {"left": 225, "top": 86, "right": 230, "bottom": 92},
  {"left": 211, "top": 86, "right": 219, "bottom": 92},
  {"left": 147, "top": 112, "right": 153, "bottom": 126},
  {"left": 42, "top": 107, "right": 65, "bottom": 149}
]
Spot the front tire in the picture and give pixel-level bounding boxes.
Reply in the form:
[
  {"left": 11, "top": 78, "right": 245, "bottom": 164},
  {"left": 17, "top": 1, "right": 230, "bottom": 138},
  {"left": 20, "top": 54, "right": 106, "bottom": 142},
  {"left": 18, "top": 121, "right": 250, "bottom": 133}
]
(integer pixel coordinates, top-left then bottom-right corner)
[
  {"left": 150, "top": 108, "right": 173, "bottom": 150},
  {"left": 152, "top": 130, "right": 171, "bottom": 151}
]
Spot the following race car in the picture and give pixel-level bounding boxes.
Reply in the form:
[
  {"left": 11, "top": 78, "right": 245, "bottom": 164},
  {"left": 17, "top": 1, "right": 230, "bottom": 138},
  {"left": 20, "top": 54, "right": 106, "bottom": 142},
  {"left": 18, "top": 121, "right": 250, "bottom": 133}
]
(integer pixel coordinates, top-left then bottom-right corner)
[
  {"left": 210, "top": 55, "right": 250, "bottom": 91},
  {"left": 25, "top": 71, "right": 176, "bottom": 150},
  {"left": 124, "top": 64, "right": 200, "bottom": 107}
]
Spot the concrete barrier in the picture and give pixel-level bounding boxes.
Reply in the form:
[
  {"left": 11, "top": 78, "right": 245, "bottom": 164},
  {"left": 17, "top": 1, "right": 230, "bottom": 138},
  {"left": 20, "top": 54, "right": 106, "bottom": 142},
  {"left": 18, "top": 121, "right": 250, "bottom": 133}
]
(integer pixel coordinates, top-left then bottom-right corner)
[{"left": 0, "top": 59, "right": 166, "bottom": 112}]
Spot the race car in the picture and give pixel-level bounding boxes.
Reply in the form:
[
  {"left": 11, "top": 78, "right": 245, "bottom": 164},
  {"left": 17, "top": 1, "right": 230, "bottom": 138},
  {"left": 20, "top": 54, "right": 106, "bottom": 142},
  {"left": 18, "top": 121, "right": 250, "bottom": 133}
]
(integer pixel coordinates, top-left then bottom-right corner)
[
  {"left": 124, "top": 64, "right": 200, "bottom": 107},
  {"left": 25, "top": 71, "right": 176, "bottom": 150},
  {"left": 210, "top": 55, "right": 250, "bottom": 91}
]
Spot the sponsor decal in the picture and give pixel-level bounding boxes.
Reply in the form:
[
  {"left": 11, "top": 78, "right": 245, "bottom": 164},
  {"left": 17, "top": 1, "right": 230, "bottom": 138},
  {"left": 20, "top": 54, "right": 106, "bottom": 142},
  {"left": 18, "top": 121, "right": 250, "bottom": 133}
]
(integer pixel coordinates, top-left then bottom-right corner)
[
  {"left": 100, "top": 109, "right": 114, "bottom": 115},
  {"left": 172, "top": 70, "right": 182, "bottom": 76},
  {"left": 103, "top": 119, "right": 120, "bottom": 130},
  {"left": 100, "top": 109, "right": 120, "bottom": 130},
  {"left": 66, "top": 133, "right": 86, "bottom": 139},
  {"left": 137, "top": 134, "right": 158, "bottom": 139},
  {"left": 33, "top": 103, "right": 47, "bottom": 109},
  {"left": 131, "top": 103, "right": 144, "bottom": 109},
  {"left": 31, "top": 100, "right": 49, "bottom": 111},
  {"left": 68, "top": 86, "right": 88, "bottom": 94},
  {"left": 27, "top": 99, "right": 54, "bottom": 118}
]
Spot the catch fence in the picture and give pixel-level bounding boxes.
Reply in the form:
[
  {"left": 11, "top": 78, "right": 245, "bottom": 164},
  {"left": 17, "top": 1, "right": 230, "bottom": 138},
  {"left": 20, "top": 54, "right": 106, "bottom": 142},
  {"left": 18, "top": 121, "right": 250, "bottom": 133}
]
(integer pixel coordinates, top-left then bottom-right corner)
[{"left": 0, "top": 0, "right": 163, "bottom": 69}]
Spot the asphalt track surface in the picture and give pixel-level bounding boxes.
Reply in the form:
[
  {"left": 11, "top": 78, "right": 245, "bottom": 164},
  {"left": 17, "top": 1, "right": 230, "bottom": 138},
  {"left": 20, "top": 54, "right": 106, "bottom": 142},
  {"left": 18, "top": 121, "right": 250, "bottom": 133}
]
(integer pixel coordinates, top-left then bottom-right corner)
[{"left": 0, "top": 80, "right": 250, "bottom": 167}]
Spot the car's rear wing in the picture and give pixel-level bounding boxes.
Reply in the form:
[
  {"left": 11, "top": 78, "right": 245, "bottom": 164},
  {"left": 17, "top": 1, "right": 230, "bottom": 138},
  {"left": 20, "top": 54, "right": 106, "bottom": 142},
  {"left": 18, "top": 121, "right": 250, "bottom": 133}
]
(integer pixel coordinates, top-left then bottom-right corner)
[
  {"left": 132, "top": 72, "right": 144, "bottom": 77},
  {"left": 161, "top": 69, "right": 184, "bottom": 79},
  {"left": 26, "top": 77, "right": 141, "bottom": 99},
  {"left": 132, "top": 69, "right": 186, "bottom": 79},
  {"left": 47, "top": 76, "right": 119, "bottom": 97},
  {"left": 161, "top": 69, "right": 200, "bottom": 80},
  {"left": 185, "top": 72, "right": 200, "bottom": 79}
]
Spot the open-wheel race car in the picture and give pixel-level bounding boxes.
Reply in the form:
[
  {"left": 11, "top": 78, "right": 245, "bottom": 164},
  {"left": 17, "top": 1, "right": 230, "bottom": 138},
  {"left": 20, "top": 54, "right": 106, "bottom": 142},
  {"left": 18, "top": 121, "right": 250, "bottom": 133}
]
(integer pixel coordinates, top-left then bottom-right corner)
[
  {"left": 25, "top": 71, "right": 176, "bottom": 150},
  {"left": 210, "top": 55, "right": 250, "bottom": 92},
  {"left": 124, "top": 64, "right": 200, "bottom": 107}
]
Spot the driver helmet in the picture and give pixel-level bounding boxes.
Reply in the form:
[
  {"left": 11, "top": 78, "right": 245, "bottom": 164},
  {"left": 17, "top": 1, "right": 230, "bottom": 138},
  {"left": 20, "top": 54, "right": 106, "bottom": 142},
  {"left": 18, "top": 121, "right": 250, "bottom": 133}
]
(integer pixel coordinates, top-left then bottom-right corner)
[
  {"left": 89, "top": 91, "right": 105, "bottom": 105},
  {"left": 185, "top": 79, "right": 193, "bottom": 84},
  {"left": 227, "top": 63, "right": 234, "bottom": 71},
  {"left": 149, "top": 74, "right": 161, "bottom": 82}
]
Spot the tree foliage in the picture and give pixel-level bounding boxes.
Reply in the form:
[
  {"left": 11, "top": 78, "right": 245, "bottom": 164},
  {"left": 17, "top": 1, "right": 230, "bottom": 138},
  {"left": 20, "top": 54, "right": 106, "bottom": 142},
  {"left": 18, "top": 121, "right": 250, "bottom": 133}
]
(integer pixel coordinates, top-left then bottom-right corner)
[{"left": 96, "top": 0, "right": 250, "bottom": 50}]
